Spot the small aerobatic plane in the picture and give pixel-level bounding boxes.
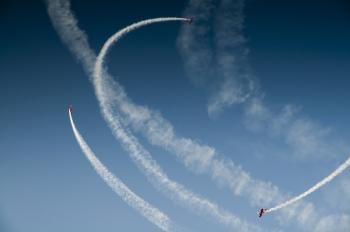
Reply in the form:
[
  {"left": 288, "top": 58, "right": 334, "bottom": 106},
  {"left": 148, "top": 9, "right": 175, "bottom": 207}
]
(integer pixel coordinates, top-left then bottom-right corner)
[
  {"left": 188, "top": 17, "right": 194, "bottom": 24},
  {"left": 68, "top": 105, "right": 73, "bottom": 113},
  {"left": 258, "top": 208, "right": 267, "bottom": 218}
]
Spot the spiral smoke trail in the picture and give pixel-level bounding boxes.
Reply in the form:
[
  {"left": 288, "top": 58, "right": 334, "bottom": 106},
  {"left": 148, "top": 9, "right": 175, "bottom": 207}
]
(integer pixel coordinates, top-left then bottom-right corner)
[
  {"left": 68, "top": 108, "right": 175, "bottom": 231},
  {"left": 266, "top": 156, "right": 350, "bottom": 213}
]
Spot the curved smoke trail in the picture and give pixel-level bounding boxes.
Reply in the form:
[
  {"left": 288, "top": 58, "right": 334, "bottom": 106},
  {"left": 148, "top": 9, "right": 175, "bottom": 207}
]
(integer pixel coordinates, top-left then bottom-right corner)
[
  {"left": 266, "top": 156, "right": 350, "bottom": 213},
  {"left": 68, "top": 109, "right": 174, "bottom": 232},
  {"left": 93, "top": 18, "right": 261, "bottom": 232}
]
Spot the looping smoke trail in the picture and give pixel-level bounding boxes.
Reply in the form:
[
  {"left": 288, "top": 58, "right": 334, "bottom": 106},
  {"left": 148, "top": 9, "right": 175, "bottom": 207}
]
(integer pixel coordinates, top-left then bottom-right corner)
[
  {"left": 266, "top": 156, "right": 350, "bottom": 213},
  {"left": 93, "top": 18, "right": 261, "bottom": 232},
  {"left": 68, "top": 109, "right": 174, "bottom": 232}
]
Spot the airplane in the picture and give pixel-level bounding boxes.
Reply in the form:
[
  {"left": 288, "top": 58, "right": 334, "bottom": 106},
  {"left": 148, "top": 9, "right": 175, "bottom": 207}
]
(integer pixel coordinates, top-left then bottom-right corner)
[
  {"left": 258, "top": 208, "right": 267, "bottom": 218},
  {"left": 188, "top": 17, "right": 194, "bottom": 24},
  {"left": 68, "top": 105, "right": 73, "bottom": 113}
]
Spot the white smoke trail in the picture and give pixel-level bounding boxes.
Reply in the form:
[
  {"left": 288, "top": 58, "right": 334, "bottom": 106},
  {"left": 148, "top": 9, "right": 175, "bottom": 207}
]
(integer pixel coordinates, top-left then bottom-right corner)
[
  {"left": 178, "top": 0, "right": 257, "bottom": 117},
  {"left": 176, "top": 0, "right": 214, "bottom": 88},
  {"left": 267, "top": 156, "right": 350, "bottom": 213},
  {"left": 68, "top": 109, "right": 174, "bottom": 232},
  {"left": 93, "top": 18, "right": 261, "bottom": 232},
  {"left": 46, "top": 0, "right": 96, "bottom": 76},
  {"left": 208, "top": 0, "right": 256, "bottom": 117}
]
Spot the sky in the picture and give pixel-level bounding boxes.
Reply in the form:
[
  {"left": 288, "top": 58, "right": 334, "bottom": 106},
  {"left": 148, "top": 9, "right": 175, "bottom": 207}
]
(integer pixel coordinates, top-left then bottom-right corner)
[{"left": 1, "top": 0, "right": 350, "bottom": 231}]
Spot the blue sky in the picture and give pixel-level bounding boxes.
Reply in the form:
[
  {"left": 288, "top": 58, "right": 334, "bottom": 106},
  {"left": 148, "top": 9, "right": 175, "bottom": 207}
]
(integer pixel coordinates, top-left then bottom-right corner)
[{"left": 1, "top": 0, "right": 350, "bottom": 231}]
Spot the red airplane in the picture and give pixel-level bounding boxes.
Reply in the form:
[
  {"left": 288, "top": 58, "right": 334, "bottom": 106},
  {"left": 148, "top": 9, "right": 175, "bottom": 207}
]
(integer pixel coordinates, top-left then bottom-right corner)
[
  {"left": 258, "top": 208, "right": 266, "bottom": 218},
  {"left": 188, "top": 17, "right": 194, "bottom": 24},
  {"left": 68, "top": 105, "right": 73, "bottom": 113}
]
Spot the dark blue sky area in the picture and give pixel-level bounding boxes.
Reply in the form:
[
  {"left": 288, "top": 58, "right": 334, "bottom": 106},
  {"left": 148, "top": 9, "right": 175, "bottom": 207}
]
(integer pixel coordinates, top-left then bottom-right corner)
[
  {"left": 1, "top": 1, "right": 350, "bottom": 231},
  {"left": 2, "top": 0, "right": 350, "bottom": 123}
]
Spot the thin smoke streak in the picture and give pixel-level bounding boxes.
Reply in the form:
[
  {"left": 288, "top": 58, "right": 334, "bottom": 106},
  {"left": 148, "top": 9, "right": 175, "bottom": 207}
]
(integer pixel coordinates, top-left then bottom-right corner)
[
  {"left": 68, "top": 109, "right": 174, "bottom": 232},
  {"left": 267, "top": 156, "right": 350, "bottom": 213}
]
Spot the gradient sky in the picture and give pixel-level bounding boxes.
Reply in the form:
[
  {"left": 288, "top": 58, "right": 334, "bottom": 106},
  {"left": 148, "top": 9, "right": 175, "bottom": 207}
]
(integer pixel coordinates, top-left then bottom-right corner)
[{"left": 1, "top": 0, "right": 350, "bottom": 231}]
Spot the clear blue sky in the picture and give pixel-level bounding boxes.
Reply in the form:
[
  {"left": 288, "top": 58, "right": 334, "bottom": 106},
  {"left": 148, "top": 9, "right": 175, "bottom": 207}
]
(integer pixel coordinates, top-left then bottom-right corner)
[{"left": 1, "top": 0, "right": 350, "bottom": 231}]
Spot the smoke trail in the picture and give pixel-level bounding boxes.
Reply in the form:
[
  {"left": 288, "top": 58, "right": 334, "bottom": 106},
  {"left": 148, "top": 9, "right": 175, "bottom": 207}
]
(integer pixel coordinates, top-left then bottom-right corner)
[
  {"left": 68, "top": 109, "right": 174, "bottom": 232},
  {"left": 178, "top": 0, "right": 257, "bottom": 117},
  {"left": 177, "top": 0, "right": 214, "bottom": 88},
  {"left": 267, "top": 156, "right": 350, "bottom": 213},
  {"left": 208, "top": 0, "right": 256, "bottom": 117},
  {"left": 46, "top": 0, "right": 96, "bottom": 76},
  {"left": 93, "top": 18, "right": 261, "bottom": 232}
]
